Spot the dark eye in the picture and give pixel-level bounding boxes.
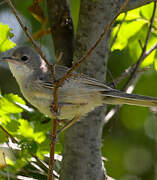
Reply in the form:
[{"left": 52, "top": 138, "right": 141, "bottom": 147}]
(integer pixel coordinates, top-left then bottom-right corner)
[{"left": 21, "top": 55, "right": 28, "bottom": 61}]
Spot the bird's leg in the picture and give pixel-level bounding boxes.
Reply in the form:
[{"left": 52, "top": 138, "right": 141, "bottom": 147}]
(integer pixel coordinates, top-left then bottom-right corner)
[
  {"left": 50, "top": 102, "right": 61, "bottom": 117},
  {"left": 50, "top": 102, "right": 76, "bottom": 117},
  {"left": 57, "top": 114, "right": 80, "bottom": 134}
]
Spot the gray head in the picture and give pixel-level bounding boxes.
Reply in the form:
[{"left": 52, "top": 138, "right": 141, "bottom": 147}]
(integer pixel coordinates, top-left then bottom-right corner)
[
  {"left": 8, "top": 46, "right": 42, "bottom": 70},
  {"left": 3, "top": 46, "right": 47, "bottom": 82}
]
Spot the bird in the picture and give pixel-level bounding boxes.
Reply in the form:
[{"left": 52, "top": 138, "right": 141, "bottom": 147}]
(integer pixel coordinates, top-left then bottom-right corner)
[{"left": 2, "top": 46, "right": 157, "bottom": 120}]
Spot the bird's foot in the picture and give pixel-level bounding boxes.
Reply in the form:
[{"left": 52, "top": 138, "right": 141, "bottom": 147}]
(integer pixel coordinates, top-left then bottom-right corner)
[{"left": 50, "top": 103, "right": 61, "bottom": 117}]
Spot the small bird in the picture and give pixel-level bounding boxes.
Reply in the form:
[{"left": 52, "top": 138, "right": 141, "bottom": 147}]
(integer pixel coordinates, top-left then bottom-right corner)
[{"left": 2, "top": 46, "right": 157, "bottom": 120}]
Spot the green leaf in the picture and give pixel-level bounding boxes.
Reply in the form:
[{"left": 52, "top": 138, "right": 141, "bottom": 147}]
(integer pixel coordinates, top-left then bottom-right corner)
[
  {"left": 111, "top": 19, "right": 146, "bottom": 51},
  {"left": 140, "top": 3, "right": 154, "bottom": 20},
  {"left": 5, "top": 120, "right": 20, "bottom": 133},
  {"left": 0, "top": 114, "right": 11, "bottom": 124},
  {"left": 116, "top": 8, "right": 140, "bottom": 22},
  {"left": 70, "top": 0, "right": 80, "bottom": 34},
  {"left": 18, "top": 119, "right": 34, "bottom": 138},
  {"left": 0, "top": 22, "right": 16, "bottom": 52},
  {"left": 18, "top": 119, "right": 46, "bottom": 143},
  {"left": 153, "top": 51, "right": 157, "bottom": 71},
  {"left": 0, "top": 128, "right": 8, "bottom": 143},
  {"left": 4, "top": 94, "right": 26, "bottom": 105},
  {"left": 0, "top": 95, "right": 23, "bottom": 115}
]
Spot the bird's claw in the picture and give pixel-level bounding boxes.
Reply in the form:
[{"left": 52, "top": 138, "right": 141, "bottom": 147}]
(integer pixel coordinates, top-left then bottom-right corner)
[{"left": 50, "top": 103, "right": 61, "bottom": 117}]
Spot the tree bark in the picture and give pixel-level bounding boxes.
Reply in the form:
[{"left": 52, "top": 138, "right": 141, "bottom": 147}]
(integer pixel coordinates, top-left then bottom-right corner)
[
  {"left": 126, "top": 0, "right": 156, "bottom": 11},
  {"left": 47, "top": 0, "right": 74, "bottom": 67},
  {"left": 60, "top": 0, "right": 113, "bottom": 179},
  {"left": 46, "top": 0, "right": 156, "bottom": 179},
  {"left": 60, "top": 0, "right": 156, "bottom": 179}
]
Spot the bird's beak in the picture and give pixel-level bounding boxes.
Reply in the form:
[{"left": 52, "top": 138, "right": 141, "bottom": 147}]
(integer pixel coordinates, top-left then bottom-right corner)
[{"left": 2, "top": 57, "right": 20, "bottom": 64}]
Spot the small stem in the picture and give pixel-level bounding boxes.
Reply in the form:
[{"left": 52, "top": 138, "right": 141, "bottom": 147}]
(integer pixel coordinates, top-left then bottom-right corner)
[
  {"left": 0, "top": 125, "right": 18, "bottom": 143},
  {"left": 122, "top": 1, "right": 156, "bottom": 91},
  {"left": 48, "top": 117, "right": 58, "bottom": 180},
  {"left": 5, "top": 0, "right": 52, "bottom": 71}
]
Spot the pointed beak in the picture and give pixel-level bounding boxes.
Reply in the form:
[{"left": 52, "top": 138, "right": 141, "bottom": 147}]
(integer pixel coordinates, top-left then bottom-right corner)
[{"left": 2, "top": 57, "right": 20, "bottom": 64}]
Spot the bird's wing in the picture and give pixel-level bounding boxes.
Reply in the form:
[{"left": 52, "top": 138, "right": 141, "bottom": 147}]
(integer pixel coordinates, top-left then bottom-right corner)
[{"left": 38, "top": 64, "right": 113, "bottom": 92}]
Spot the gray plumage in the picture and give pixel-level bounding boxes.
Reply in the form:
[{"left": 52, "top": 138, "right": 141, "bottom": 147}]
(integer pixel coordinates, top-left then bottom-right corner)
[{"left": 3, "top": 46, "right": 157, "bottom": 120}]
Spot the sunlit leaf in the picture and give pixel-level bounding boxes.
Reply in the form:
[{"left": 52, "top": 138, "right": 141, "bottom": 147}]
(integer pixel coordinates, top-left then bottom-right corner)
[
  {"left": 18, "top": 119, "right": 45, "bottom": 143},
  {"left": 140, "top": 3, "right": 154, "bottom": 20},
  {"left": 141, "top": 50, "right": 155, "bottom": 68},
  {"left": 0, "top": 22, "right": 16, "bottom": 52},
  {"left": 153, "top": 51, "right": 157, "bottom": 71},
  {"left": 116, "top": 8, "right": 140, "bottom": 22},
  {"left": 18, "top": 119, "right": 34, "bottom": 138},
  {"left": 111, "top": 19, "right": 146, "bottom": 51},
  {"left": 0, "top": 96, "right": 23, "bottom": 115},
  {"left": 6, "top": 120, "right": 20, "bottom": 133},
  {"left": 4, "top": 94, "right": 25, "bottom": 105},
  {"left": 0, "top": 129, "right": 8, "bottom": 143}
]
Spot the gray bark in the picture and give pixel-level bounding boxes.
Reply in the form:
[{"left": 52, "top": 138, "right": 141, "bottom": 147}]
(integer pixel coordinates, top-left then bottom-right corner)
[
  {"left": 126, "top": 0, "right": 156, "bottom": 11},
  {"left": 60, "top": 0, "right": 156, "bottom": 179},
  {"left": 60, "top": 0, "right": 114, "bottom": 179},
  {"left": 46, "top": 0, "right": 157, "bottom": 179},
  {"left": 47, "top": 0, "right": 74, "bottom": 67}
]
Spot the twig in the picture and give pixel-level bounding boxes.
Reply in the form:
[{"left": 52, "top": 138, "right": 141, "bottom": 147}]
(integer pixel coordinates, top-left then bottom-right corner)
[
  {"left": 106, "top": 41, "right": 157, "bottom": 124},
  {"left": 34, "top": 155, "right": 48, "bottom": 172},
  {"left": 57, "top": 0, "right": 131, "bottom": 88},
  {"left": 110, "top": 12, "right": 127, "bottom": 48},
  {"left": 105, "top": 73, "right": 141, "bottom": 125},
  {"left": 3, "top": 153, "right": 10, "bottom": 180},
  {"left": 0, "top": 125, "right": 18, "bottom": 144},
  {"left": 48, "top": 116, "right": 58, "bottom": 180},
  {"left": 0, "top": 124, "right": 49, "bottom": 175},
  {"left": 122, "top": 1, "right": 157, "bottom": 91},
  {"left": 5, "top": 0, "right": 52, "bottom": 71},
  {"left": 105, "top": 2, "right": 157, "bottom": 125},
  {"left": 48, "top": 58, "right": 60, "bottom": 180},
  {"left": 6, "top": 1, "right": 130, "bottom": 180},
  {"left": 144, "top": 42, "right": 157, "bottom": 58},
  {"left": 5, "top": 1, "right": 59, "bottom": 179},
  {"left": 111, "top": 41, "right": 157, "bottom": 88},
  {"left": 48, "top": 1, "right": 130, "bottom": 179},
  {"left": 138, "top": 40, "right": 143, "bottom": 49},
  {"left": 57, "top": 114, "right": 80, "bottom": 134},
  {"left": 109, "top": 65, "right": 150, "bottom": 87}
]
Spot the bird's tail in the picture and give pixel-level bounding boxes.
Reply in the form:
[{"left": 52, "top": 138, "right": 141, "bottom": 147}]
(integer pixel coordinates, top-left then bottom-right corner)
[{"left": 101, "top": 90, "right": 157, "bottom": 108}]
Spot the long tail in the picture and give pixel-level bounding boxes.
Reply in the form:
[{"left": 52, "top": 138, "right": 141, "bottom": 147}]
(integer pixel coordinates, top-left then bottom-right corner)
[{"left": 102, "top": 90, "right": 157, "bottom": 108}]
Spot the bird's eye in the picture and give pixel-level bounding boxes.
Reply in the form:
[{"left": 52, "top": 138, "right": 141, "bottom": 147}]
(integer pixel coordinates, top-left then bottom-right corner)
[{"left": 21, "top": 55, "right": 28, "bottom": 61}]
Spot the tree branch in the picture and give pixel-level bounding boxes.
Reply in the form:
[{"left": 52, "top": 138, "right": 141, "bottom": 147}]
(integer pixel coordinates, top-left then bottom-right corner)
[
  {"left": 46, "top": 0, "right": 74, "bottom": 67},
  {"left": 125, "top": 0, "right": 156, "bottom": 11},
  {"left": 122, "top": 0, "right": 156, "bottom": 91}
]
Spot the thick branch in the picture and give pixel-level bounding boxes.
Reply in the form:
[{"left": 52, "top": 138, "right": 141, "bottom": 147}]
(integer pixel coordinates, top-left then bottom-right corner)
[
  {"left": 126, "top": 0, "right": 156, "bottom": 11},
  {"left": 46, "top": 0, "right": 74, "bottom": 67},
  {"left": 60, "top": 0, "right": 124, "bottom": 179}
]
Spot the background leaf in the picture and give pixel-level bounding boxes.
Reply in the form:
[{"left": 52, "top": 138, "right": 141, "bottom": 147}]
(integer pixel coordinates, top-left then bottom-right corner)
[{"left": 0, "top": 22, "right": 16, "bottom": 52}]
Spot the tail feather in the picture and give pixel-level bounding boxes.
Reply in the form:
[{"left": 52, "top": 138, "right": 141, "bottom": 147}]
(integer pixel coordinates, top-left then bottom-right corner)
[{"left": 102, "top": 90, "right": 157, "bottom": 108}]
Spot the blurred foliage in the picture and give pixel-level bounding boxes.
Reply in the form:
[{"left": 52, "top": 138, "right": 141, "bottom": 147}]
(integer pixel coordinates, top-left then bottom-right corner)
[
  {"left": 110, "top": 3, "right": 157, "bottom": 69},
  {"left": 0, "top": 22, "right": 16, "bottom": 52},
  {"left": 0, "top": 93, "right": 54, "bottom": 178},
  {"left": 104, "top": 2, "right": 157, "bottom": 180},
  {"left": 0, "top": 0, "right": 157, "bottom": 180}
]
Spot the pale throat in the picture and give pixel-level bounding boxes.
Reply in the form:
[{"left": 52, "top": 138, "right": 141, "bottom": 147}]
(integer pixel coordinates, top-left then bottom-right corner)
[{"left": 8, "top": 62, "right": 32, "bottom": 84}]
